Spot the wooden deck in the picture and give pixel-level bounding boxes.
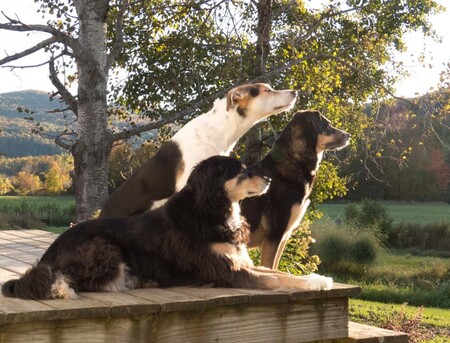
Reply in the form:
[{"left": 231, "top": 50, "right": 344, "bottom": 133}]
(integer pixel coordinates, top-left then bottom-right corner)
[{"left": 0, "top": 229, "right": 362, "bottom": 343}]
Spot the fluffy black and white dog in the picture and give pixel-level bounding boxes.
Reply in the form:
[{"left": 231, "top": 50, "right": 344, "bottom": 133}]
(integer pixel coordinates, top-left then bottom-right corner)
[
  {"left": 241, "top": 111, "right": 351, "bottom": 269},
  {"left": 2, "top": 156, "right": 332, "bottom": 300}
]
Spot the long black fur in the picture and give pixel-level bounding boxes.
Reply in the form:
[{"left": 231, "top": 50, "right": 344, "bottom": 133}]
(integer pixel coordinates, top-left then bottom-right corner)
[
  {"left": 241, "top": 111, "right": 350, "bottom": 268},
  {"left": 1, "top": 156, "right": 268, "bottom": 300}
]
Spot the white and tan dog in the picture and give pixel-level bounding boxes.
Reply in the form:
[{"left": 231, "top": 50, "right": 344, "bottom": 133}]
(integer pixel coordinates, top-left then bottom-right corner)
[{"left": 100, "top": 83, "right": 297, "bottom": 218}]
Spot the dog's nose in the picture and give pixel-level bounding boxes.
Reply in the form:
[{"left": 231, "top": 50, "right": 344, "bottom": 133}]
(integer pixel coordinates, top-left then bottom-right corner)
[{"left": 247, "top": 166, "right": 269, "bottom": 179}]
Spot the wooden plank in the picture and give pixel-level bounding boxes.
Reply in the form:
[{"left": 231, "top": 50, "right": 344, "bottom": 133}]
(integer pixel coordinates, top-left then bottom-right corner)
[
  {"left": 0, "top": 267, "right": 19, "bottom": 285},
  {"left": 0, "top": 251, "right": 38, "bottom": 264},
  {"left": 0, "top": 230, "right": 57, "bottom": 238},
  {"left": 223, "top": 287, "right": 291, "bottom": 304},
  {"left": 0, "top": 297, "right": 349, "bottom": 343},
  {"left": 149, "top": 297, "right": 349, "bottom": 343},
  {"left": 36, "top": 297, "right": 111, "bottom": 321},
  {"left": 290, "top": 282, "right": 361, "bottom": 301},
  {"left": 80, "top": 291, "right": 160, "bottom": 317},
  {"left": 0, "top": 296, "right": 57, "bottom": 326},
  {"left": 14, "top": 230, "right": 58, "bottom": 237},
  {"left": 0, "top": 258, "right": 31, "bottom": 274},
  {"left": 168, "top": 286, "right": 251, "bottom": 307},
  {"left": 336, "top": 321, "right": 408, "bottom": 343},
  {"left": 124, "top": 287, "right": 208, "bottom": 313},
  {"left": 0, "top": 240, "right": 46, "bottom": 255}
]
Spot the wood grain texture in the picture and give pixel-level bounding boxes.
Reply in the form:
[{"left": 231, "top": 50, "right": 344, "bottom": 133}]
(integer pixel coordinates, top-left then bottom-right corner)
[{"left": 0, "top": 298, "right": 349, "bottom": 343}]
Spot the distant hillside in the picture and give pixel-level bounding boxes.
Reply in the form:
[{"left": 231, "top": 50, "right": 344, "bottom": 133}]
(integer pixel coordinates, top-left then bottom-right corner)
[{"left": 0, "top": 90, "right": 75, "bottom": 157}]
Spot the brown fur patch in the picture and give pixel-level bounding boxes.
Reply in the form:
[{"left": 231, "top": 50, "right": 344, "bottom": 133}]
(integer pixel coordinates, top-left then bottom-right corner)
[
  {"left": 224, "top": 175, "right": 269, "bottom": 202},
  {"left": 317, "top": 133, "right": 338, "bottom": 152}
]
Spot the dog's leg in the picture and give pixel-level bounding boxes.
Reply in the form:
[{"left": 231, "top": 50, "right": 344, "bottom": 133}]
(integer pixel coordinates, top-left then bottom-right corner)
[
  {"left": 260, "top": 240, "right": 279, "bottom": 269},
  {"left": 246, "top": 266, "right": 333, "bottom": 291},
  {"left": 272, "top": 199, "right": 311, "bottom": 269}
]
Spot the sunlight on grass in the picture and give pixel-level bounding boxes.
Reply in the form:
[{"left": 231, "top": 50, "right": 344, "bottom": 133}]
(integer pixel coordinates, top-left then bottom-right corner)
[
  {"left": 350, "top": 299, "right": 450, "bottom": 342},
  {"left": 318, "top": 202, "right": 450, "bottom": 224}
]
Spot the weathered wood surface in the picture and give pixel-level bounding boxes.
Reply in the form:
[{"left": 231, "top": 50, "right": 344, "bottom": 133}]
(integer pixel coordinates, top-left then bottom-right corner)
[
  {"left": 340, "top": 322, "right": 408, "bottom": 343},
  {"left": 0, "top": 230, "right": 362, "bottom": 343}
]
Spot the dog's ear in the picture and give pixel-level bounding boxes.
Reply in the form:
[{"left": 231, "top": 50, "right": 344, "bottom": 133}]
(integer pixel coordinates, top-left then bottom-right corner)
[
  {"left": 226, "top": 88, "right": 246, "bottom": 112},
  {"left": 308, "top": 111, "right": 324, "bottom": 133},
  {"left": 187, "top": 160, "right": 226, "bottom": 207}
]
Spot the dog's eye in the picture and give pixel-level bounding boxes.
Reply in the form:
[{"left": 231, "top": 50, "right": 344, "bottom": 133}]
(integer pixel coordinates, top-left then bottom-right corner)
[{"left": 265, "top": 89, "right": 271, "bottom": 92}]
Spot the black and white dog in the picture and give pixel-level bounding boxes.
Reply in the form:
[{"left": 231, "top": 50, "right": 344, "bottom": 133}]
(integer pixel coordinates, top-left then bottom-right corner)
[
  {"left": 2, "top": 156, "right": 332, "bottom": 300},
  {"left": 241, "top": 111, "right": 350, "bottom": 269},
  {"left": 100, "top": 83, "right": 297, "bottom": 218}
]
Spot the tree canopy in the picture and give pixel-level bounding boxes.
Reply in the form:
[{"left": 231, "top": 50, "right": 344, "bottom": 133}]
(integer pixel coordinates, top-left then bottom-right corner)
[{"left": 0, "top": 0, "right": 447, "bottom": 219}]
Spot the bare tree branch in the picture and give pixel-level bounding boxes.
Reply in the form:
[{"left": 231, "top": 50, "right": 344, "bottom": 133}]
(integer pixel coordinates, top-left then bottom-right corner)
[
  {"left": 55, "top": 133, "right": 76, "bottom": 150},
  {"left": 2, "top": 59, "right": 52, "bottom": 69},
  {"left": 0, "top": 37, "right": 57, "bottom": 66},
  {"left": 49, "top": 56, "right": 78, "bottom": 116},
  {"left": 111, "top": 89, "right": 225, "bottom": 141},
  {"left": 0, "top": 12, "right": 79, "bottom": 51}
]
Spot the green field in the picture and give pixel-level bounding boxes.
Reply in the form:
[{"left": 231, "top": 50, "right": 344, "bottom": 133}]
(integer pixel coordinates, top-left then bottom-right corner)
[
  {"left": 318, "top": 202, "right": 450, "bottom": 224},
  {"left": 350, "top": 299, "right": 450, "bottom": 343},
  {"left": 0, "top": 195, "right": 75, "bottom": 232},
  {"left": 0, "top": 195, "right": 75, "bottom": 207}
]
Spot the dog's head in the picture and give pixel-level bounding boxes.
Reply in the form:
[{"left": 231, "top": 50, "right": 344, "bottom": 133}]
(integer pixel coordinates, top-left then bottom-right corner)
[
  {"left": 278, "top": 111, "right": 350, "bottom": 157},
  {"left": 226, "top": 83, "right": 297, "bottom": 119},
  {"left": 187, "top": 156, "right": 271, "bottom": 206}
]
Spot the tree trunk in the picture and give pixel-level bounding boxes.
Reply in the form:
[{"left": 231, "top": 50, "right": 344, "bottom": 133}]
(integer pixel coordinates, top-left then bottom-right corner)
[
  {"left": 243, "top": 0, "right": 272, "bottom": 165},
  {"left": 73, "top": 0, "right": 111, "bottom": 222}
]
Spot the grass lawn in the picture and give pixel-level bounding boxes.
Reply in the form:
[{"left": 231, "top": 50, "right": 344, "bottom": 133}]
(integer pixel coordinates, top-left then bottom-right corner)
[
  {"left": 0, "top": 195, "right": 75, "bottom": 208},
  {"left": 328, "top": 249, "right": 450, "bottom": 309},
  {"left": 0, "top": 195, "right": 75, "bottom": 230},
  {"left": 350, "top": 298, "right": 450, "bottom": 342},
  {"left": 318, "top": 202, "right": 450, "bottom": 224}
]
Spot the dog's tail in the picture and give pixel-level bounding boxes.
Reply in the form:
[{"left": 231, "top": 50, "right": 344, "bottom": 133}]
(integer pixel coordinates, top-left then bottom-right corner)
[{"left": 1, "top": 263, "right": 53, "bottom": 299}]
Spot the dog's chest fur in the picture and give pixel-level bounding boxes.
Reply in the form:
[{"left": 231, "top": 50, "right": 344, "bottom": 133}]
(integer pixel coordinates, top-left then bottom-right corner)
[{"left": 242, "top": 152, "right": 320, "bottom": 245}]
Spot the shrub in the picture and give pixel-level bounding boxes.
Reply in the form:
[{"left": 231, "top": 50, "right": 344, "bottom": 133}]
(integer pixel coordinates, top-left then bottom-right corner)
[
  {"left": 349, "top": 235, "right": 378, "bottom": 264},
  {"left": 388, "top": 221, "right": 450, "bottom": 252},
  {"left": 316, "top": 231, "right": 351, "bottom": 264},
  {"left": 344, "top": 203, "right": 360, "bottom": 225},
  {"left": 311, "top": 220, "right": 381, "bottom": 276},
  {"left": 0, "top": 212, "right": 45, "bottom": 230},
  {"left": 249, "top": 222, "right": 320, "bottom": 276},
  {"left": 344, "top": 199, "right": 394, "bottom": 239},
  {"left": 0, "top": 199, "right": 75, "bottom": 229}
]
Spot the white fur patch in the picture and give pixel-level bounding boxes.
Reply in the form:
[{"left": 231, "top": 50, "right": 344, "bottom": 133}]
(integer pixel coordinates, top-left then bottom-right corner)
[
  {"left": 311, "top": 151, "right": 324, "bottom": 176},
  {"left": 102, "top": 263, "right": 137, "bottom": 292},
  {"left": 226, "top": 202, "right": 243, "bottom": 230},
  {"left": 51, "top": 273, "right": 77, "bottom": 300},
  {"left": 295, "top": 273, "right": 333, "bottom": 291}
]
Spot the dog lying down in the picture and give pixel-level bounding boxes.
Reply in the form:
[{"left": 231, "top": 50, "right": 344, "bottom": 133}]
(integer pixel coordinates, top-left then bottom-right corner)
[{"left": 1, "top": 156, "right": 332, "bottom": 300}]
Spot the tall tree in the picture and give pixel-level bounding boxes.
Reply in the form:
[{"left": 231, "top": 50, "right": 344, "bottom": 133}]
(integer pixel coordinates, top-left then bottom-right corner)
[{"left": 0, "top": 0, "right": 114, "bottom": 220}]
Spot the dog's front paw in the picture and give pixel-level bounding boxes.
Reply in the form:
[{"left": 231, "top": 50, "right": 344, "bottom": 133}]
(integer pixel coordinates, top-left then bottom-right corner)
[{"left": 301, "top": 273, "right": 333, "bottom": 291}]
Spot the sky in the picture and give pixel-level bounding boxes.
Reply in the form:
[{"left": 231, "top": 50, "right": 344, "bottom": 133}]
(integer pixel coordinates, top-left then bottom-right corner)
[{"left": 0, "top": 0, "right": 449, "bottom": 98}]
